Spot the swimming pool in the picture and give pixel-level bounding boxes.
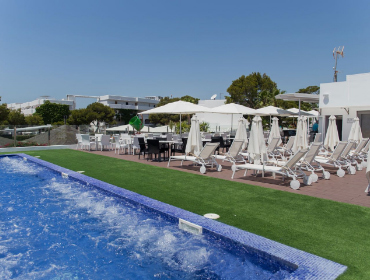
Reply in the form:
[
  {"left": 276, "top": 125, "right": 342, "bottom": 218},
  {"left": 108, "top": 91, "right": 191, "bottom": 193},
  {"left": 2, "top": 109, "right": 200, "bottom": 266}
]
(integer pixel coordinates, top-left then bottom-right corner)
[{"left": 0, "top": 154, "right": 347, "bottom": 279}]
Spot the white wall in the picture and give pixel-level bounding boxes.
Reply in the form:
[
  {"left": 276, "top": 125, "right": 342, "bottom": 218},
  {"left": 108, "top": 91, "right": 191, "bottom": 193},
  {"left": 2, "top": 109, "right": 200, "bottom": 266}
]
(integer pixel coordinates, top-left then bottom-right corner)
[
  {"left": 320, "top": 72, "right": 370, "bottom": 108},
  {"left": 319, "top": 72, "right": 370, "bottom": 140}
]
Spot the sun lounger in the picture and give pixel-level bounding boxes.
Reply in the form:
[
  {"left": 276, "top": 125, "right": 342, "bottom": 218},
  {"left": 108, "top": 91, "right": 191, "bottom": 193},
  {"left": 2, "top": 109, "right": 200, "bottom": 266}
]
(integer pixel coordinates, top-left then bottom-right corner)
[
  {"left": 314, "top": 141, "right": 352, "bottom": 177},
  {"left": 214, "top": 140, "right": 245, "bottom": 164},
  {"left": 240, "top": 137, "right": 280, "bottom": 161},
  {"left": 268, "top": 142, "right": 329, "bottom": 183},
  {"left": 168, "top": 142, "right": 221, "bottom": 174},
  {"left": 349, "top": 138, "right": 369, "bottom": 168},
  {"left": 232, "top": 148, "right": 309, "bottom": 190},
  {"left": 276, "top": 136, "right": 295, "bottom": 159},
  {"left": 347, "top": 138, "right": 368, "bottom": 170}
]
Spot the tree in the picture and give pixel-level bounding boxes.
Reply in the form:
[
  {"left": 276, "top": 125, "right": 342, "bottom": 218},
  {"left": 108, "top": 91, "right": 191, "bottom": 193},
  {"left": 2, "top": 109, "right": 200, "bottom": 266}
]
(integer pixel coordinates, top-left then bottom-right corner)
[
  {"left": 0, "top": 103, "right": 10, "bottom": 124},
  {"left": 200, "top": 122, "right": 210, "bottom": 132},
  {"left": 67, "top": 109, "right": 89, "bottom": 125},
  {"left": 7, "top": 109, "right": 26, "bottom": 125},
  {"left": 115, "top": 109, "right": 137, "bottom": 124},
  {"left": 85, "top": 102, "right": 115, "bottom": 128},
  {"left": 180, "top": 95, "right": 199, "bottom": 104},
  {"left": 35, "top": 100, "right": 70, "bottom": 124},
  {"left": 297, "top": 85, "right": 320, "bottom": 110},
  {"left": 226, "top": 72, "right": 277, "bottom": 109},
  {"left": 298, "top": 85, "right": 320, "bottom": 95},
  {"left": 25, "top": 114, "right": 44, "bottom": 125}
]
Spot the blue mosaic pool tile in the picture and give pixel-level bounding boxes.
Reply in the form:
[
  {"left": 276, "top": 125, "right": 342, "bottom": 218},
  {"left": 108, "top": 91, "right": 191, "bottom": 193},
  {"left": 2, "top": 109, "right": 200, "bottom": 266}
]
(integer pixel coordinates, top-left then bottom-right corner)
[{"left": 6, "top": 153, "right": 347, "bottom": 279}]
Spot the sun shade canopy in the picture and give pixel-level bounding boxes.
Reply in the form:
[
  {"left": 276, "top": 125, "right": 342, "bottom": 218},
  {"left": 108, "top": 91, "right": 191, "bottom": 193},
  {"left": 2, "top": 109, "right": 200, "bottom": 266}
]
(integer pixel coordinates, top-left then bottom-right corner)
[
  {"left": 209, "top": 103, "right": 256, "bottom": 115},
  {"left": 138, "top": 101, "right": 211, "bottom": 115},
  {"left": 275, "top": 93, "right": 320, "bottom": 103},
  {"left": 254, "top": 106, "right": 293, "bottom": 116}
]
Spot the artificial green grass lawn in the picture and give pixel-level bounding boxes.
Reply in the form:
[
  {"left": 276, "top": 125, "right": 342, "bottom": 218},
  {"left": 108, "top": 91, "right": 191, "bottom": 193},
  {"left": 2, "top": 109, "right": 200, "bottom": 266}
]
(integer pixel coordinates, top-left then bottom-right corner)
[{"left": 4, "top": 149, "right": 370, "bottom": 279}]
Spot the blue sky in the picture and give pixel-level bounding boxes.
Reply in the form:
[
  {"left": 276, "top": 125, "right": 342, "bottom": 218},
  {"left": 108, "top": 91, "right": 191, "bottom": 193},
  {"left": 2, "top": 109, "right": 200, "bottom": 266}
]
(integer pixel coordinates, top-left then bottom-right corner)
[{"left": 1, "top": 0, "right": 369, "bottom": 108}]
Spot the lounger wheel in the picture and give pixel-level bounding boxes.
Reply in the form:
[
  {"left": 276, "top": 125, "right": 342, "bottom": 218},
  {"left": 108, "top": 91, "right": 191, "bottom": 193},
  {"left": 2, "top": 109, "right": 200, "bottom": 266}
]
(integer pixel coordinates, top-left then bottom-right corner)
[
  {"left": 303, "top": 175, "right": 312, "bottom": 186},
  {"left": 356, "top": 163, "right": 363, "bottom": 171},
  {"left": 348, "top": 166, "right": 356, "bottom": 175},
  {"left": 200, "top": 165, "right": 206, "bottom": 174},
  {"left": 217, "top": 164, "right": 222, "bottom": 172},
  {"left": 323, "top": 171, "right": 331, "bottom": 180},
  {"left": 310, "top": 173, "right": 318, "bottom": 183},
  {"left": 290, "top": 180, "right": 300, "bottom": 190},
  {"left": 337, "top": 169, "right": 345, "bottom": 177}
]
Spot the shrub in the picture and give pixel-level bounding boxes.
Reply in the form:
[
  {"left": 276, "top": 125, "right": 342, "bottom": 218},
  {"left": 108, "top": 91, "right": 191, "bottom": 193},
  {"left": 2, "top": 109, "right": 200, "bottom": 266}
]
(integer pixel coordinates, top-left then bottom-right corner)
[{"left": 1, "top": 142, "right": 48, "bottom": 148}]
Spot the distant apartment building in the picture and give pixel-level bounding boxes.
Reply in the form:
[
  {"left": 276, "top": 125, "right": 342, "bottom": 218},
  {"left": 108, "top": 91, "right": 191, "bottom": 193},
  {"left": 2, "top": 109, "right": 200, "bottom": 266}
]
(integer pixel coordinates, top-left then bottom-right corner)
[
  {"left": 8, "top": 95, "right": 162, "bottom": 123},
  {"left": 67, "top": 95, "right": 161, "bottom": 124},
  {"left": 7, "top": 96, "right": 74, "bottom": 116},
  {"left": 94, "top": 95, "right": 161, "bottom": 111}
]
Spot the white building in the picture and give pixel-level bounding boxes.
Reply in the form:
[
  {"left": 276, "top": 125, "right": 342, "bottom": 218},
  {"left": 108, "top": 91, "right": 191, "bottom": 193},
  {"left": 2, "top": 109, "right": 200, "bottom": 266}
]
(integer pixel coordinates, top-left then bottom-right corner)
[
  {"left": 8, "top": 95, "right": 161, "bottom": 124},
  {"left": 96, "top": 95, "right": 160, "bottom": 111},
  {"left": 319, "top": 72, "right": 370, "bottom": 140},
  {"left": 7, "top": 96, "right": 74, "bottom": 116},
  {"left": 95, "top": 95, "right": 161, "bottom": 124},
  {"left": 196, "top": 99, "right": 242, "bottom": 132}
]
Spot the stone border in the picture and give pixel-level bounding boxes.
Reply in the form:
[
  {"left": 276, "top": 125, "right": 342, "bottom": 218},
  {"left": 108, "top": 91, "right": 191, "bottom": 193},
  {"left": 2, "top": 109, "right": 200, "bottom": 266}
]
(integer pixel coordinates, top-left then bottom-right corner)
[{"left": 3, "top": 153, "right": 347, "bottom": 279}]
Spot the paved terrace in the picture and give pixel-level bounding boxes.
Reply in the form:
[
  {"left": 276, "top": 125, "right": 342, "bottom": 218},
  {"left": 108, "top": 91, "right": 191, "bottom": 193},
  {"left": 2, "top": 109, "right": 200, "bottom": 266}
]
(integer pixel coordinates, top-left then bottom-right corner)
[{"left": 82, "top": 149, "right": 370, "bottom": 208}]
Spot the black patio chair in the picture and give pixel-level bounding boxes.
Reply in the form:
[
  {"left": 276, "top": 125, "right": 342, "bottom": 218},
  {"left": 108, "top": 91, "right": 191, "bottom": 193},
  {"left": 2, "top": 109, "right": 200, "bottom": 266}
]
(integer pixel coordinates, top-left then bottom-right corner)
[
  {"left": 147, "top": 139, "right": 162, "bottom": 161},
  {"left": 159, "top": 141, "right": 170, "bottom": 160},
  {"left": 171, "top": 138, "right": 187, "bottom": 156},
  {"left": 138, "top": 137, "right": 148, "bottom": 159}
]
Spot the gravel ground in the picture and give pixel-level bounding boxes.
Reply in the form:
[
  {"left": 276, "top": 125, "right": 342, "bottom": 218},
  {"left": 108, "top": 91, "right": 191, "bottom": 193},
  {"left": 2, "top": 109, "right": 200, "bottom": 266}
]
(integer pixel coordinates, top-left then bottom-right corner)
[
  {"left": 25, "top": 125, "right": 79, "bottom": 145},
  {"left": 0, "top": 136, "right": 15, "bottom": 147}
]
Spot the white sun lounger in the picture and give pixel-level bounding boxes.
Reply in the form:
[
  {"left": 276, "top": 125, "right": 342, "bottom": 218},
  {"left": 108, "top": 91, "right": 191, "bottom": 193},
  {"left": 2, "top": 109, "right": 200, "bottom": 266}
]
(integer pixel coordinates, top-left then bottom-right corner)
[
  {"left": 168, "top": 142, "right": 221, "bottom": 174},
  {"left": 240, "top": 137, "right": 280, "bottom": 161},
  {"left": 268, "top": 142, "right": 328, "bottom": 184},
  {"left": 214, "top": 140, "right": 245, "bottom": 164},
  {"left": 348, "top": 138, "right": 369, "bottom": 169},
  {"left": 314, "top": 141, "right": 352, "bottom": 177},
  {"left": 276, "top": 136, "right": 295, "bottom": 159},
  {"left": 232, "top": 148, "right": 309, "bottom": 189}
]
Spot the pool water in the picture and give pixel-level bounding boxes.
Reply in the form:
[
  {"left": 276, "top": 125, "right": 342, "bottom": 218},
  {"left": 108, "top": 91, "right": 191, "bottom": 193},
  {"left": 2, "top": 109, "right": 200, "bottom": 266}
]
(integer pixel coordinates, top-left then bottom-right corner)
[{"left": 0, "top": 156, "right": 291, "bottom": 279}]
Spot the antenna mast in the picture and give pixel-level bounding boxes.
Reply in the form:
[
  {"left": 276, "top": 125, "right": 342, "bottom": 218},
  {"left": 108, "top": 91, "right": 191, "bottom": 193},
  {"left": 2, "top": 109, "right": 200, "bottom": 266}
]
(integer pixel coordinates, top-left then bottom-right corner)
[{"left": 333, "top": 46, "right": 344, "bottom": 82}]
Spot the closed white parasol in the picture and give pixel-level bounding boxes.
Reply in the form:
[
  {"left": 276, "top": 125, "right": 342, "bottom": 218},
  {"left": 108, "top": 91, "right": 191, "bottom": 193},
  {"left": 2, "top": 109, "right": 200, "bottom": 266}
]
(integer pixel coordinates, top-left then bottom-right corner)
[
  {"left": 348, "top": 117, "right": 363, "bottom": 144},
  {"left": 324, "top": 115, "right": 340, "bottom": 152},
  {"left": 185, "top": 116, "right": 202, "bottom": 156},
  {"left": 247, "top": 116, "right": 266, "bottom": 164},
  {"left": 234, "top": 117, "right": 249, "bottom": 150},
  {"left": 268, "top": 117, "right": 282, "bottom": 146},
  {"left": 292, "top": 116, "right": 308, "bottom": 153}
]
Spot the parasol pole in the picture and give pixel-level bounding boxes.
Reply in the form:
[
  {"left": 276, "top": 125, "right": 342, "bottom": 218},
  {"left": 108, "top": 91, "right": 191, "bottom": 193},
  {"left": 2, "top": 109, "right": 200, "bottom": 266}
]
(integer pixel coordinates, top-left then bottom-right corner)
[{"left": 180, "top": 114, "right": 182, "bottom": 136}]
